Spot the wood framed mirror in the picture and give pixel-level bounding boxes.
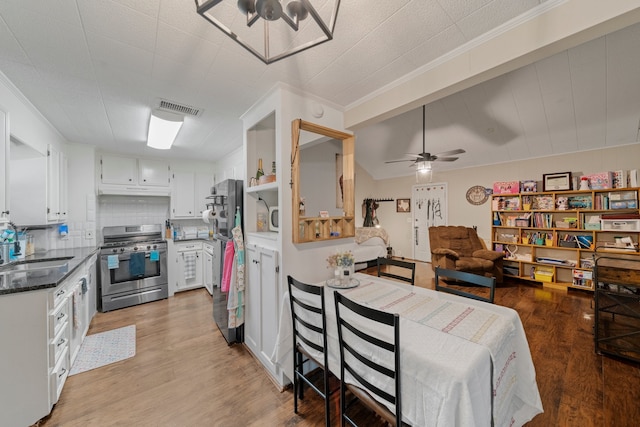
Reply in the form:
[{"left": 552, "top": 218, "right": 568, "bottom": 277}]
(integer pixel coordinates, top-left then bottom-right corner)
[{"left": 291, "top": 119, "right": 355, "bottom": 243}]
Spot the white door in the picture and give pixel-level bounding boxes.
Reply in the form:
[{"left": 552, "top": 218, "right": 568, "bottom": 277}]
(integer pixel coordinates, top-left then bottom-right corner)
[{"left": 412, "top": 183, "right": 447, "bottom": 262}]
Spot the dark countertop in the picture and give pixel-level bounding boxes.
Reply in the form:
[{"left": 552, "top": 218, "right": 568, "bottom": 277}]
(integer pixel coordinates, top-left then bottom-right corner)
[{"left": 0, "top": 246, "right": 99, "bottom": 296}]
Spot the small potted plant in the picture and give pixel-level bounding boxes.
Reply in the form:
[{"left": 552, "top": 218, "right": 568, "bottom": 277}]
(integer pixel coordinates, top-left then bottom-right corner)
[{"left": 326, "top": 250, "right": 355, "bottom": 284}]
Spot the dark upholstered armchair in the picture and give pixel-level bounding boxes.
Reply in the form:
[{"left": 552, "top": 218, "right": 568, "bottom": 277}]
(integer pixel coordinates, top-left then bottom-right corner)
[{"left": 428, "top": 226, "right": 504, "bottom": 284}]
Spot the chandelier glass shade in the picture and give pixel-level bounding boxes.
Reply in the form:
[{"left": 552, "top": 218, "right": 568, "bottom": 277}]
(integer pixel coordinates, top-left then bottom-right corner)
[{"left": 195, "top": 0, "right": 341, "bottom": 64}]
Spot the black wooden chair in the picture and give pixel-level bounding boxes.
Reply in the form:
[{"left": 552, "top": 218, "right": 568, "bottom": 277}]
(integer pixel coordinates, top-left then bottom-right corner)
[
  {"left": 376, "top": 257, "right": 416, "bottom": 286},
  {"left": 334, "top": 291, "right": 403, "bottom": 426},
  {"left": 287, "top": 275, "right": 331, "bottom": 427},
  {"left": 434, "top": 266, "right": 496, "bottom": 303}
]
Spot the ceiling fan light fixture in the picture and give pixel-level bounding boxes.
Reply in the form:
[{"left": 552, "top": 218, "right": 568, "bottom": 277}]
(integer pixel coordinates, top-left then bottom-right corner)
[{"left": 416, "top": 159, "right": 432, "bottom": 172}]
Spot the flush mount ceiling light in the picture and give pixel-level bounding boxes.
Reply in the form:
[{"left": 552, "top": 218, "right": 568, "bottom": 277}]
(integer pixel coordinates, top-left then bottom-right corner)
[
  {"left": 147, "top": 110, "right": 184, "bottom": 150},
  {"left": 195, "top": 0, "right": 341, "bottom": 64}
]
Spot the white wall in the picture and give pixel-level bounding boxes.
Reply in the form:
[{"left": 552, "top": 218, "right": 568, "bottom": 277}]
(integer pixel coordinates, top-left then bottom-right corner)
[{"left": 367, "top": 143, "right": 640, "bottom": 258}]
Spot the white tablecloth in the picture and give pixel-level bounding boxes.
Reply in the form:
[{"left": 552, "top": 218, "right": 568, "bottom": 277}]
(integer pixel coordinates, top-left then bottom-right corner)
[{"left": 272, "top": 273, "right": 543, "bottom": 427}]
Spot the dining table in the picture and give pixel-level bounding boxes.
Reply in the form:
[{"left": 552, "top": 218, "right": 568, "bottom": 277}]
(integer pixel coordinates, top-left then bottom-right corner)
[{"left": 272, "top": 272, "right": 543, "bottom": 427}]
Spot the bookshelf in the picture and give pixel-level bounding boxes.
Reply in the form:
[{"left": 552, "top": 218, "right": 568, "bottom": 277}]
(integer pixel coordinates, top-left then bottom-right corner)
[{"left": 491, "top": 188, "right": 640, "bottom": 291}]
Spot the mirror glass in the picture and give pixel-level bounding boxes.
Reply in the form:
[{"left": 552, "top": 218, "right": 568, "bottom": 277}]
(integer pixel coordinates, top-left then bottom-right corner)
[
  {"left": 292, "top": 119, "right": 354, "bottom": 243},
  {"left": 299, "top": 135, "right": 343, "bottom": 217}
]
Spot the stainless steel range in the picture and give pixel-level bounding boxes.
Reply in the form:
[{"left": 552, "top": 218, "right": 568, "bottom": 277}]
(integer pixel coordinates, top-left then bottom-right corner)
[{"left": 99, "top": 224, "right": 168, "bottom": 312}]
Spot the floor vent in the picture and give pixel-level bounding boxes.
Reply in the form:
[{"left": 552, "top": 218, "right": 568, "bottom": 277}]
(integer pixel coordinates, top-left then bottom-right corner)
[{"left": 156, "top": 99, "right": 202, "bottom": 117}]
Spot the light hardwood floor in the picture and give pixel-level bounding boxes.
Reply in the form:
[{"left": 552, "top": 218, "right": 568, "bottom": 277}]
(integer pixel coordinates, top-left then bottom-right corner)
[{"left": 38, "top": 261, "right": 640, "bottom": 426}]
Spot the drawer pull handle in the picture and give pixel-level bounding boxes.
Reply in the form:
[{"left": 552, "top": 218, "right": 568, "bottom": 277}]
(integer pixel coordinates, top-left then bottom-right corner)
[
  {"left": 56, "top": 289, "right": 65, "bottom": 297},
  {"left": 57, "top": 338, "right": 66, "bottom": 347},
  {"left": 58, "top": 368, "right": 67, "bottom": 379},
  {"left": 57, "top": 312, "right": 66, "bottom": 321}
]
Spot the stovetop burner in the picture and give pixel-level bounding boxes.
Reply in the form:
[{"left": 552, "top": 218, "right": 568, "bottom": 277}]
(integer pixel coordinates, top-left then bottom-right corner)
[{"left": 100, "top": 224, "right": 166, "bottom": 252}]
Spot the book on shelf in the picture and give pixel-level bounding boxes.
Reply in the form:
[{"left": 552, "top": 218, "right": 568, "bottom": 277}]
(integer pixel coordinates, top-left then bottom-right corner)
[{"left": 612, "top": 170, "right": 627, "bottom": 188}]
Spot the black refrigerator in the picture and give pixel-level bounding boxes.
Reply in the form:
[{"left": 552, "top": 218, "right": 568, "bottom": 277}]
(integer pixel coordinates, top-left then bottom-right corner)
[{"left": 209, "top": 179, "right": 244, "bottom": 345}]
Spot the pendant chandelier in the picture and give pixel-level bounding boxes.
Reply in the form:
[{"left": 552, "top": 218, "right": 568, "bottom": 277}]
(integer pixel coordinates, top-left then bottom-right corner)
[{"left": 195, "top": 0, "right": 341, "bottom": 64}]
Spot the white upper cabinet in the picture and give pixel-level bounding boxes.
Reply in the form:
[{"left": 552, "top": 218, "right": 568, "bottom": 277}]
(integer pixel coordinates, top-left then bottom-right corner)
[
  {"left": 98, "top": 154, "right": 171, "bottom": 196},
  {"left": 139, "top": 158, "right": 170, "bottom": 187},
  {"left": 171, "top": 171, "right": 196, "bottom": 218},
  {"left": 100, "top": 154, "right": 137, "bottom": 185},
  {"left": 47, "top": 146, "right": 60, "bottom": 222},
  {"left": 9, "top": 142, "right": 66, "bottom": 226},
  {"left": 170, "top": 172, "right": 213, "bottom": 219},
  {"left": 0, "top": 109, "right": 8, "bottom": 224}
]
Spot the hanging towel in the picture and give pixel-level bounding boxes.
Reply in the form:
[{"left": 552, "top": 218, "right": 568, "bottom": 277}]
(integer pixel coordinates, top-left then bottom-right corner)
[
  {"left": 129, "top": 252, "right": 146, "bottom": 277},
  {"left": 183, "top": 253, "right": 197, "bottom": 280},
  {"left": 72, "top": 286, "right": 81, "bottom": 329},
  {"left": 228, "top": 223, "right": 245, "bottom": 328},
  {"left": 108, "top": 254, "right": 119, "bottom": 269},
  {"left": 150, "top": 250, "right": 159, "bottom": 262},
  {"left": 80, "top": 277, "right": 88, "bottom": 294},
  {"left": 221, "top": 240, "right": 235, "bottom": 292}
]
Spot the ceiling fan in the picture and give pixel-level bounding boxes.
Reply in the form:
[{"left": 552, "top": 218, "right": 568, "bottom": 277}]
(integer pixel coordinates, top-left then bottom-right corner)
[{"left": 385, "top": 105, "right": 465, "bottom": 172}]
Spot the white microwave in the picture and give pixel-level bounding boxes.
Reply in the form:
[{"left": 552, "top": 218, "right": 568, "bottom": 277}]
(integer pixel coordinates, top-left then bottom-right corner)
[{"left": 268, "top": 206, "right": 279, "bottom": 232}]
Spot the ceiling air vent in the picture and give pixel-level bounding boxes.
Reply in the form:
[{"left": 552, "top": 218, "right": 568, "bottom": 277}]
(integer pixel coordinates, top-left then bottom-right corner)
[{"left": 156, "top": 98, "right": 203, "bottom": 117}]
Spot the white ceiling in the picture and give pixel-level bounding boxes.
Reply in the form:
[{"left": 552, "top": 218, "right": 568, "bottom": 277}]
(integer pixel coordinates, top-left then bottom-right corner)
[{"left": 0, "top": 0, "right": 638, "bottom": 179}]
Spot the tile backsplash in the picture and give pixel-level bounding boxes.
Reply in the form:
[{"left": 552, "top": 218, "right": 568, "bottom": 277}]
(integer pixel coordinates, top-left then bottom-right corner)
[
  {"left": 97, "top": 195, "right": 170, "bottom": 239},
  {"left": 21, "top": 195, "right": 173, "bottom": 253}
]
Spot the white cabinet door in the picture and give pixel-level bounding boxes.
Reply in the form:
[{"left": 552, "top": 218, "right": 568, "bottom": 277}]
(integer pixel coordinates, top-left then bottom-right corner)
[
  {"left": 139, "top": 158, "right": 170, "bottom": 187},
  {"left": 244, "top": 244, "right": 280, "bottom": 379},
  {"left": 175, "top": 242, "right": 204, "bottom": 291},
  {"left": 244, "top": 244, "right": 260, "bottom": 353},
  {"left": 196, "top": 173, "right": 213, "bottom": 215},
  {"left": 100, "top": 154, "right": 137, "bottom": 185},
  {"left": 171, "top": 172, "right": 196, "bottom": 218},
  {"left": 47, "top": 146, "right": 60, "bottom": 222},
  {"left": 0, "top": 108, "right": 8, "bottom": 224},
  {"left": 58, "top": 152, "right": 68, "bottom": 220},
  {"left": 204, "top": 248, "right": 213, "bottom": 295}
]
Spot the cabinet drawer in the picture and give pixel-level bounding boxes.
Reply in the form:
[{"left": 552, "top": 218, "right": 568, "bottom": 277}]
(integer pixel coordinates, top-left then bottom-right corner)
[
  {"left": 49, "top": 322, "right": 70, "bottom": 366},
  {"left": 49, "top": 298, "right": 70, "bottom": 338},
  {"left": 176, "top": 242, "right": 203, "bottom": 251},
  {"left": 49, "top": 346, "right": 70, "bottom": 405},
  {"left": 49, "top": 285, "right": 69, "bottom": 309}
]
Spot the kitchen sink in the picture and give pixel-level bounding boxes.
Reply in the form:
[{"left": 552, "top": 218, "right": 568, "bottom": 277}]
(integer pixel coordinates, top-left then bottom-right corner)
[{"left": 0, "top": 257, "right": 73, "bottom": 273}]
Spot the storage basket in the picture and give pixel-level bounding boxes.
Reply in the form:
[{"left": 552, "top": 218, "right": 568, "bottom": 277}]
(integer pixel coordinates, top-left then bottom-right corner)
[
  {"left": 559, "top": 240, "right": 578, "bottom": 248},
  {"left": 534, "top": 267, "right": 554, "bottom": 282},
  {"left": 601, "top": 219, "right": 640, "bottom": 231}
]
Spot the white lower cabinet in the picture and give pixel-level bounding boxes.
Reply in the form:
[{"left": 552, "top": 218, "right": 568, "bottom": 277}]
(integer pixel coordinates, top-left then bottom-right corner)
[
  {"left": 203, "top": 243, "right": 214, "bottom": 295},
  {"left": 244, "top": 243, "right": 283, "bottom": 384},
  {"left": 0, "top": 255, "right": 96, "bottom": 426},
  {"left": 174, "top": 241, "right": 204, "bottom": 292}
]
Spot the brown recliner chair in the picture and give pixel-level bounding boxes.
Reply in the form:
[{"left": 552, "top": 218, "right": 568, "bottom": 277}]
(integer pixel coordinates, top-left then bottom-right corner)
[{"left": 429, "top": 226, "right": 504, "bottom": 284}]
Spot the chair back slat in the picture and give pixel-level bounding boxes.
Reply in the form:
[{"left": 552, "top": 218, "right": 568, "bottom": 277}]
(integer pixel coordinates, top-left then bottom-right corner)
[
  {"left": 377, "top": 257, "right": 416, "bottom": 286},
  {"left": 434, "top": 266, "right": 496, "bottom": 303}
]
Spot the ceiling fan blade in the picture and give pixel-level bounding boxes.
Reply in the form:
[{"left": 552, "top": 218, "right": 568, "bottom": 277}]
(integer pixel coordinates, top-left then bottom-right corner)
[
  {"left": 434, "top": 157, "right": 459, "bottom": 162},
  {"left": 385, "top": 159, "right": 414, "bottom": 164},
  {"left": 435, "top": 148, "right": 465, "bottom": 157}
]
